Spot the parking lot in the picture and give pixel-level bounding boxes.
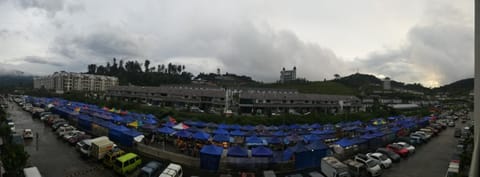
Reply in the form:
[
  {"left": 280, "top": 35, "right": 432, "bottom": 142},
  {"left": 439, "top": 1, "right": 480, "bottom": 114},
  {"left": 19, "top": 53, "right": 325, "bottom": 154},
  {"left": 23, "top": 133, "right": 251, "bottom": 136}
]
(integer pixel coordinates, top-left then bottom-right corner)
[
  {"left": 7, "top": 102, "right": 118, "bottom": 177},
  {"left": 380, "top": 121, "right": 458, "bottom": 177}
]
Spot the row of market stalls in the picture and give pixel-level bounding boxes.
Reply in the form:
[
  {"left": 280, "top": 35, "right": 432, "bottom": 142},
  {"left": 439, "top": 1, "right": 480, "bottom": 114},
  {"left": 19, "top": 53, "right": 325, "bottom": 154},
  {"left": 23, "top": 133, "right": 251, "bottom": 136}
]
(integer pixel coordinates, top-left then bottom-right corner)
[{"left": 24, "top": 96, "right": 432, "bottom": 172}]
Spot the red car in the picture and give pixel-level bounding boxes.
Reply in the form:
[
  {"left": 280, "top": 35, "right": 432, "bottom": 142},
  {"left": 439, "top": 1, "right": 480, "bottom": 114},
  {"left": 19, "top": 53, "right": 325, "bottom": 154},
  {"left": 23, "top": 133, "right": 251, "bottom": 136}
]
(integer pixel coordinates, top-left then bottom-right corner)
[{"left": 386, "top": 144, "right": 409, "bottom": 157}]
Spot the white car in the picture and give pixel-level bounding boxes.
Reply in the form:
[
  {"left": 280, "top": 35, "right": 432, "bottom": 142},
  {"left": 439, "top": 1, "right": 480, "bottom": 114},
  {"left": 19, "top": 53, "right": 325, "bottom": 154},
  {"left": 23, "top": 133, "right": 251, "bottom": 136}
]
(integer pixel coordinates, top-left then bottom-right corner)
[
  {"left": 7, "top": 122, "right": 15, "bottom": 132},
  {"left": 367, "top": 152, "right": 392, "bottom": 169},
  {"left": 62, "top": 130, "right": 85, "bottom": 141},
  {"left": 57, "top": 126, "right": 76, "bottom": 137},
  {"left": 395, "top": 142, "right": 415, "bottom": 154},
  {"left": 23, "top": 129, "right": 34, "bottom": 139}
]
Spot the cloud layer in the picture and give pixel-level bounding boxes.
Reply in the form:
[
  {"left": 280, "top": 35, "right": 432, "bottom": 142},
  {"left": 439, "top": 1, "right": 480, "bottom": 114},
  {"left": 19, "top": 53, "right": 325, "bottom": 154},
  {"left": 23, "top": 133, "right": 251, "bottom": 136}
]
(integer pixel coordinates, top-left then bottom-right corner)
[{"left": 0, "top": 0, "right": 473, "bottom": 87}]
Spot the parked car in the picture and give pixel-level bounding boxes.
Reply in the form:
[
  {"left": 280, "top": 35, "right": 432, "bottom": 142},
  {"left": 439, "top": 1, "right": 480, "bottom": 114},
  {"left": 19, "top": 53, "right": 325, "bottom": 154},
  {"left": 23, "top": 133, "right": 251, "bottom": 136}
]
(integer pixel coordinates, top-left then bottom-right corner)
[
  {"left": 376, "top": 148, "right": 401, "bottom": 163},
  {"left": 394, "top": 142, "right": 415, "bottom": 154},
  {"left": 56, "top": 126, "right": 76, "bottom": 137},
  {"left": 52, "top": 122, "right": 69, "bottom": 131},
  {"left": 454, "top": 128, "right": 462, "bottom": 138},
  {"left": 68, "top": 134, "right": 91, "bottom": 145},
  {"left": 412, "top": 132, "right": 430, "bottom": 141},
  {"left": 408, "top": 134, "right": 424, "bottom": 145},
  {"left": 62, "top": 130, "right": 85, "bottom": 141},
  {"left": 113, "top": 153, "right": 142, "bottom": 175},
  {"left": 386, "top": 144, "right": 409, "bottom": 157},
  {"left": 138, "top": 161, "right": 163, "bottom": 177},
  {"left": 447, "top": 121, "right": 455, "bottom": 127},
  {"left": 354, "top": 154, "right": 382, "bottom": 177},
  {"left": 366, "top": 152, "right": 392, "bottom": 169},
  {"left": 23, "top": 129, "right": 33, "bottom": 139},
  {"left": 159, "top": 163, "right": 183, "bottom": 177}
]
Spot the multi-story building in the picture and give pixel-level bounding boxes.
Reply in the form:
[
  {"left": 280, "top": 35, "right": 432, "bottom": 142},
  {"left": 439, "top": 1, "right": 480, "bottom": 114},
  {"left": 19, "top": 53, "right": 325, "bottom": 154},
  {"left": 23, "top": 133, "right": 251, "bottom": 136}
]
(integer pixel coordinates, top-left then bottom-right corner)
[
  {"left": 107, "top": 84, "right": 362, "bottom": 115},
  {"left": 280, "top": 67, "right": 296, "bottom": 83},
  {"left": 33, "top": 71, "right": 118, "bottom": 93}
]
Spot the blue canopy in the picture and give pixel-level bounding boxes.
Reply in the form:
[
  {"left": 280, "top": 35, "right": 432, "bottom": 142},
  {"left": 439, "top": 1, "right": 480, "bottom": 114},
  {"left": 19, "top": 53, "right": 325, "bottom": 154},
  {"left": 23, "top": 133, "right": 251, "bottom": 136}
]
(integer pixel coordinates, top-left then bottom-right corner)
[
  {"left": 213, "top": 129, "right": 229, "bottom": 135},
  {"left": 200, "top": 144, "right": 223, "bottom": 156},
  {"left": 286, "top": 135, "right": 303, "bottom": 142},
  {"left": 360, "top": 133, "right": 377, "bottom": 140},
  {"left": 304, "top": 134, "right": 321, "bottom": 142},
  {"left": 267, "top": 137, "right": 283, "bottom": 144},
  {"left": 246, "top": 135, "right": 264, "bottom": 144},
  {"left": 310, "top": 123, "right": 322, "bottom": 129},
  {"left": 230, "top": 129, "right": 246, "bottom": 136},
  {"left": 251, "top": 146, "right": 273, "bottom": 157},
  {"left": 218, "top": 124, "right": 230, "bottom": 130},
  {"left": 227, "top": 146, "right": 248, "bottom": 157},
  {"left": 308, "top": 141, "right": 328, "bottom": 150},
  {"left": 241, "top": 125, "right": 255, "bottom": 131},
  {"left": 266, "top": 125, "right": 279, "bottom": 131},
  {"left": 163, "top": 122, "right": 175, "bottom": 127},
  {"left": 187, "top": 126, "right": 201, "bottom": 132},
  {"left": 206, "top": 122, "right": 218, "bottom": 128},
  {"left": 230, "top": 124, "right": 241, "bottom": 130},
  {"left": 289, "top": 124, "right": 300, "bottom": 130},
  {"left": 193, "top": 131, "right": 211, "bottom": 141},
  {"left": 342, "top": 126, "right": 359, "bottom": 131},
  {"left": 272, "top": 131, "right": 286, "bottom": 137},
  {"left": 335, "top": 138, "right": 356, "bottom": 148},
  {"left": 157, "top": 127, "right": 175, "bottom": 134},
  {"left": 196, "top": 121, "right": 207, "bottom": 128},
  {"left": 365, "top": 126, "right": 378, "bottom": 131},
  {"left": 212, "top": 134, "right": 230, "bottom": 142},
  {"left": 311, "top": 129, "right": 335, "bottom": 135},
  {"left": 174, "top": 130, "right": 192, "bottom": 138}
]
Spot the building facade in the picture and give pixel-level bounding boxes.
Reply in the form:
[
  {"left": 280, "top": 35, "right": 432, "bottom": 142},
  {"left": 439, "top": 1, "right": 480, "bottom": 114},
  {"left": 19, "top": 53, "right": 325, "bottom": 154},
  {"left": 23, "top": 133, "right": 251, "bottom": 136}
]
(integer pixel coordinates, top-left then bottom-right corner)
[
  {"left": 280, "top": 67, "right": 296, "bottom": 83},
  {"left": 107, "top": 84, "right": 362, "bottom": 115},
  {"left": 33, "top": 72, "right": 119, "bottom": 93}
]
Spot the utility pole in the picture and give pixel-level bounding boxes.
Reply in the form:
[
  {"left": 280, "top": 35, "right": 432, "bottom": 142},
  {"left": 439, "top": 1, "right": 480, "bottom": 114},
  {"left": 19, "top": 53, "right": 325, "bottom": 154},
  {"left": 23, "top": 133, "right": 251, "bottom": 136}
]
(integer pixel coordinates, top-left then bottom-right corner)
[{"left": 36, "top": 132, "right": 39, "bottom": 151}]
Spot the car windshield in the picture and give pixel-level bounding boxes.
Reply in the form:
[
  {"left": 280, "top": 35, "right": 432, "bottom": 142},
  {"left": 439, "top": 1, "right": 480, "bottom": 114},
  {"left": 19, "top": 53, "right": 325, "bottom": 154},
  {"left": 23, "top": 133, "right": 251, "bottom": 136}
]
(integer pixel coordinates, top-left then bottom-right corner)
[
  {"left": 366, "top": 160, "right": 377, "bottom": 167},
  {"left": 379, "top": 155, "right": 388, "bottom": 160}
]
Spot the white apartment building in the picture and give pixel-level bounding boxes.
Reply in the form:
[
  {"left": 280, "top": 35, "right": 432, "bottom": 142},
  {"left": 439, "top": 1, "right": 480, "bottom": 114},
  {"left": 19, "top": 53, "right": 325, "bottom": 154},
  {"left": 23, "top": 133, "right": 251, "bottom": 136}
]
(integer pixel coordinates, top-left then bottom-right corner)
[{"left": 33, "top": 72, "right": 119, "bottom": 93}]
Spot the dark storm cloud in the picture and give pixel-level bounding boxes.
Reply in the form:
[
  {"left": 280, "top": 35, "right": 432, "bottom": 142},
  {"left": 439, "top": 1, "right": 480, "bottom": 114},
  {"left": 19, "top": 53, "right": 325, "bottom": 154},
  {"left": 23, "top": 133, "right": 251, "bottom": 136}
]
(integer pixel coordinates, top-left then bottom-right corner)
[
  {"left": 52, "top": 29, "right": 142, "bottom": 61},
  {"left": 22, "top": 56, "right": 64, "bottom": 66}
]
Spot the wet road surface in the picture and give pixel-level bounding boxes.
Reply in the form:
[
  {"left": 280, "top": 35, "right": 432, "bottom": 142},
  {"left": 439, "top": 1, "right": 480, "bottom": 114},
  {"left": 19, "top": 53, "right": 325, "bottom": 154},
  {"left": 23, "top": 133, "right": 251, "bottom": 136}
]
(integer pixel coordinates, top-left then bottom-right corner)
[{"left": 7, "top": 102, "right": 117, "bottom": 177}]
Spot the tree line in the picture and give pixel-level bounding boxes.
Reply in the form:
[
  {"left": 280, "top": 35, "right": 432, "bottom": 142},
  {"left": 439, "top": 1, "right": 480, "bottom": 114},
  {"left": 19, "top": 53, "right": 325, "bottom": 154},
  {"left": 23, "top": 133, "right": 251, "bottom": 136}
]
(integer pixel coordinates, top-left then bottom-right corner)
[{"left": 86, "top": 58, "right": 193, "bottom": 86}]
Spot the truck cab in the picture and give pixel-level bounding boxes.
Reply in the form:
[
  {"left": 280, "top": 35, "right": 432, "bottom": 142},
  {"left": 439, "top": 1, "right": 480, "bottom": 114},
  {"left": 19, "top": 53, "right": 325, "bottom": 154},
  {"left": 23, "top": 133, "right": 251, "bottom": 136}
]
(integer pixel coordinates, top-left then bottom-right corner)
[
  {"left": 343, "top": 159, "right": 369, "bottom": 177},
  {"left": 321, "top": 157, "right": 351, "bottom": 177}
]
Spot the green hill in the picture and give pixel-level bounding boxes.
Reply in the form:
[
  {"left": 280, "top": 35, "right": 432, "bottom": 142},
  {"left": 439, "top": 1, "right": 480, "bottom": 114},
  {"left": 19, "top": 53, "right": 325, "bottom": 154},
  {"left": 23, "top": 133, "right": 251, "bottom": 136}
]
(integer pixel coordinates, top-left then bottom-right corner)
[{"left": 433, "top": 78, "right": 473, "bottom": 96}]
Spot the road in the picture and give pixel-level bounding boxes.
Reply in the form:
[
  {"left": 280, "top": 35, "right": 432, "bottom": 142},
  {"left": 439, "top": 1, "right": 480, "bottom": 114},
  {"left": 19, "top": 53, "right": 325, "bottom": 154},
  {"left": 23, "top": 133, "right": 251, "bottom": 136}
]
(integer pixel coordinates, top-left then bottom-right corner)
[
  {"left": 381, "top": 122, "right": 458, "bottom": 177},
  {"left": 7, "top": 102, "right": 117, "bottom": 177}
]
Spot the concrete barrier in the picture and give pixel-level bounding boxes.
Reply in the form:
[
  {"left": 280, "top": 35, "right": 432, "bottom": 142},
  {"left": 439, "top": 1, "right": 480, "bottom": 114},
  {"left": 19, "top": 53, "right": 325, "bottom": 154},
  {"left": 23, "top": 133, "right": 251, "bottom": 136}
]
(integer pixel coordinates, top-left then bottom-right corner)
[{"left": 136, "top": 144, "right": 200, "bottom": 168}]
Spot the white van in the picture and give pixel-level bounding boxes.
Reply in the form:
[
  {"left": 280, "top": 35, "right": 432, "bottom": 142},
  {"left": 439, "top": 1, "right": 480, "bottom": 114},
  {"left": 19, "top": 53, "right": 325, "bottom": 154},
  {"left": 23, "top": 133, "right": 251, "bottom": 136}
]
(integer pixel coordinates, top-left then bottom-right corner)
[
  {"left": 23, "top": 166, "right": 42, "bottom": 177},
  {"left": 159, "top": 163, "right": 183, "bottom": 177}
]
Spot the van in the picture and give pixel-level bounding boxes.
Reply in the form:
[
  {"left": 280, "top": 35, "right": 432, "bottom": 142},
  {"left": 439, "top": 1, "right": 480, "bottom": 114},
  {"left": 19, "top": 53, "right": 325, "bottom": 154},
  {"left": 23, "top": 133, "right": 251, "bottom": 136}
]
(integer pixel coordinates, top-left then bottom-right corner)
[
  {"left": 23, "top": 166, "right": 42, "bottom": 177},
  {"left": 90, "top": 138, "right": 114, "bottom": 160},
  {"left": 159, "top": 163, "right": 183, "bottom": 177},
  {"left": 113, "top": 153, "right": 142, "bottom": 175}
]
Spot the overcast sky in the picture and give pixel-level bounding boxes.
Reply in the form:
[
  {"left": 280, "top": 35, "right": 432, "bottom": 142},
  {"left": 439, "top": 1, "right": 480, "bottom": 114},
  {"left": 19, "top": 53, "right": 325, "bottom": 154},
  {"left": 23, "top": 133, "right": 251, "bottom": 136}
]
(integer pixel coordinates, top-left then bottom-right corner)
[{"left": 0, "top": 0, "right": 473, "bottom": 87}]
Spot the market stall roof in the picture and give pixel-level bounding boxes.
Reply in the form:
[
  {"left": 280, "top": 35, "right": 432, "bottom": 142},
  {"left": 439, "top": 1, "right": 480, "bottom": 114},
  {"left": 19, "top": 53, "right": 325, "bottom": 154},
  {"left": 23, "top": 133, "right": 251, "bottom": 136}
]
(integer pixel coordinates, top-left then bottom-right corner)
[
  {"left": 213, "top": 129, "right": 229, "bottom": 135},
  {"left": 230, "top": 129, "right": 246, "bottom": 136},
  {"left": 157, "top": 127, "right": 175, "bottom": 134},
  {"left": 227, "top": 146, "right": 248, "bottom": 157},
  {"left": 174, "top": 130, "right": 192, "bottom": 138},
  {"left": 251, "top": 146, "right": 273, "bottom": 157},
  {"left": 212, "top": 134, "right": 231, "bottom": 142},
  {"left": 193, "top": 131, "right": 211, "bottom": 141},
  {"left": 200, "top": 145, "right": 223, "bottom": 156}
]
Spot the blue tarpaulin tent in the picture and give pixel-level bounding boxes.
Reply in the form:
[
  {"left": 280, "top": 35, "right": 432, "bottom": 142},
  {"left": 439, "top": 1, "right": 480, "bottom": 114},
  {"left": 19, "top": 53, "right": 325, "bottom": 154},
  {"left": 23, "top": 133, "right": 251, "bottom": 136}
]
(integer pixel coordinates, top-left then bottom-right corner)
[
  {"left": 78, "top": 114, "right": 93, "bottom": 131},
  {"left": 288, "top": 143, "right": 318, "bottom": 169},
  {"left": 227, "top": 146, "right": 248, "bottom": 157},
  {"left": 246, "top": 135, "right": 264, "bottom": 145},
  {"left": 230, "top": 129, "right": 246, "bottom": 136},
  {"left": 174, "top": 130, "right": 192, "bottom": 138},
  {"left": 193, "top": 131, "right": 211, "bottom": 141},
  {"left": 267, "top": 137, "right": 283, "bottom": 144},
  {"left": 157, "top": 127, "right": 175, "bottom": 134},
  {"left": 241, "top": 125, "right": 255, "bottom": 131},
  {"left": 200, "top": 145, "right": 223, "bottom": 171},
  {"left": 335, "top": 138, "right": 356, "bottom": 148},
  {"left": 213, "top": 134, "right": 230, "bottom": 142},
  {"left": 252, "top": 146, "right": 273, "bottom": 157},
  {"left": 304, "top": 134, "right": 321, "bottom": 143},
  {"left": 272, "top": 131, "right": 286, "bottom": 137},
  {"left": 213, "top": 129, "right": 229, "bottom": 135}
]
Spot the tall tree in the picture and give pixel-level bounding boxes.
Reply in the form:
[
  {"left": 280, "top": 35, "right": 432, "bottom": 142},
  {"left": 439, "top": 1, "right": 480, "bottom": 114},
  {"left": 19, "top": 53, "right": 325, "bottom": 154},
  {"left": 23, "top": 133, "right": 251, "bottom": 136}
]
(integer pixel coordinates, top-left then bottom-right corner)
[
  {"left": 144, "top": 59, "right": 150, "bottom": 73},
  {"left": 87, "top": 64, "right": 97, "bottom": 74},
  {"left": 118, "top": 59, "right": 125, "bottom": 72}
]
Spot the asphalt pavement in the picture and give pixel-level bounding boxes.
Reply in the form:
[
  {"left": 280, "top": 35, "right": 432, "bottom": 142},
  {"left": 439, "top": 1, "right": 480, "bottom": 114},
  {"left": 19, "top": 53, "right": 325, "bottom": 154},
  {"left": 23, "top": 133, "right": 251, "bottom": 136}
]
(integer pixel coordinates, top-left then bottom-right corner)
[
  {"left": 7, "top": 102, "right": 117, "bottom": 177},
  {"left": 381, "top": 122, "right": 458, "bottom": 177}
]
